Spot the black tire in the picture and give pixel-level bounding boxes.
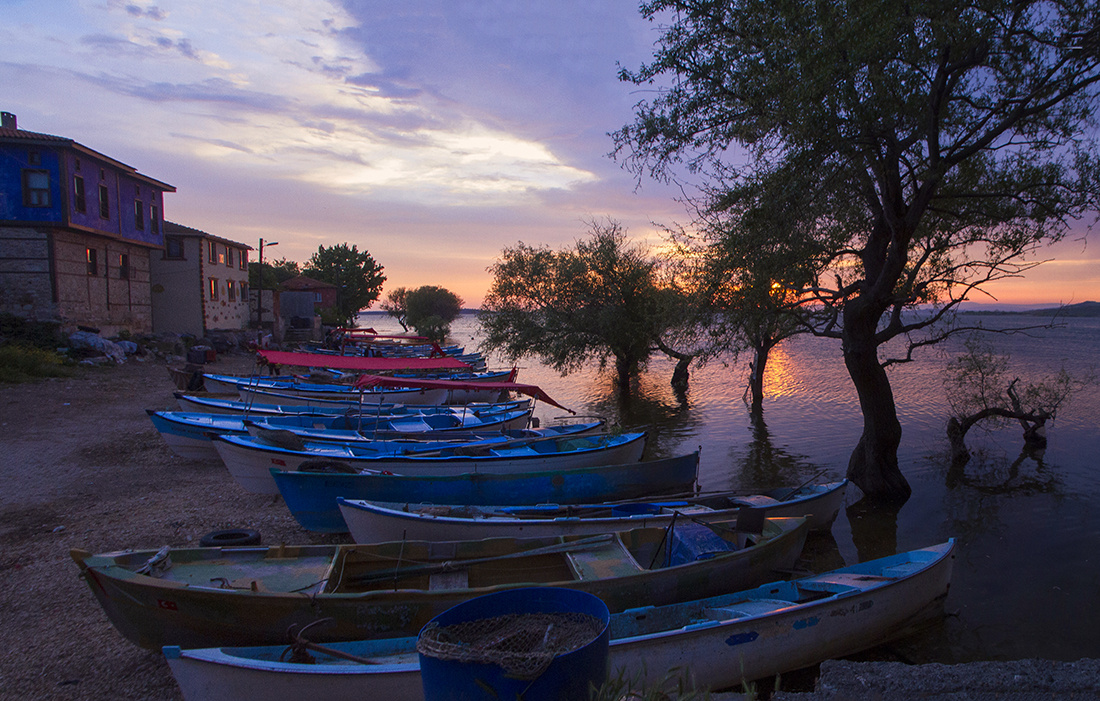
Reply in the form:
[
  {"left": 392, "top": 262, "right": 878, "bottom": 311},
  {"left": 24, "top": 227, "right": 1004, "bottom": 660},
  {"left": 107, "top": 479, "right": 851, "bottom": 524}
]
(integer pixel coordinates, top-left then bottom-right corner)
[{"left": 199, "top": 528, "right": 262, "bottom": 547}]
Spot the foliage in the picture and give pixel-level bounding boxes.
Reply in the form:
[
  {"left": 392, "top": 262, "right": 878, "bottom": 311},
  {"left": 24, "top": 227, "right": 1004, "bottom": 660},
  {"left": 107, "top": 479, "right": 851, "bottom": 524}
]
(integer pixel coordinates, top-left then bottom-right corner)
[
  {"left": 302, "top": 244, "right": 386, "bottom": 327},
  {"left": 248, "top": 258, "right": 300, "bottom": 290},
  {"left": 614, "top": 0, "right": 1100, "bottom": 499},
  {"left": 943, "top": 334, "right": 1093, "bottom": 464},
  {"left": 0, "top": 344, "right": 73, "bottom": 383},
  {"left": 0, "top": 313, "right": 64, "bottom": 350},
  {"left": 405, "top": 286, "right": 463, "bottom": 342},
  {"left": 380, "top": 287, "right": 410, "bottom": 331},
  {"left": 480, "top": 219, "right": 674, "bottom": 388}
]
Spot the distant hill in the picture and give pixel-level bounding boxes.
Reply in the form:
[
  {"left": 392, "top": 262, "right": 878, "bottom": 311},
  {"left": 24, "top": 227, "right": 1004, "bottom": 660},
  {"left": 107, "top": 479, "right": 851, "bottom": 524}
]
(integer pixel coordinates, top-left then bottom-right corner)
[{"left": 962, "top": 301, "right": 1100, "bottom": 317}]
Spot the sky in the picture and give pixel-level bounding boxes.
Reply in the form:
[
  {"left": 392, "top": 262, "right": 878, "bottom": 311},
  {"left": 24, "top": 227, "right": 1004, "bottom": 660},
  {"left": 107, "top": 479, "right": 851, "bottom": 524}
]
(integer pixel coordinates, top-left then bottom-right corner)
[{"left": 2, "top": 0, "right": 1097, "bottom": 308}]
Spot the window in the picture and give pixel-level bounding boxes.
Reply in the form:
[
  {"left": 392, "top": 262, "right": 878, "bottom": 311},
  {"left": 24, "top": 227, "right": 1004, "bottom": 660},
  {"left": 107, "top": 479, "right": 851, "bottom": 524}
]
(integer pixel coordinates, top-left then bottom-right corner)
[
  {"left": 217, "top": 245, "right": 226, "bottom": 265},
  {"left": 239, "top": 249, "right": 247, "bottom": 270},
  {"left": 73, "top": 175, "right": 86, "bottom": 213},
  {"left": 28, "top": 150, "right": 41, "bottom": 165},
  {"left": 86, "top": 247, "right": 98, "bottom": 276},
  {"left": 119, "top": 254, "right": 130, "bottom": 280},
  {"left": 208, "top": 241, "right": 217, "bottom": 263},
  {"left": 98, "top": 184, "right": 109, "bottom": 218},
  {"left": 226, "top": 247, "right": 234, "bottom": 268},
  {"left": 165, "top": 236, "right": 184, "bottom": 259},
  {"left": 22, "top": 170, "right": 50, "bottom": 207},
  {"left": 209, "top": 278, "right": 219, "bottom": 300},
  {"left": 227, "top": 280, "right": 236, "bottom": 302},
  {"left": 150, "top": 204, "right": 159, "bottom": 236},
  {"left": 314, "top": 292, "right": 323, "bottom": 303},
  {"left": 74, "top": 157, "right": 81, "bottom": 171},
  {"left": 241, "top": 283, "right": 248, "bottom": 301},
  {"left": 134, "top": 200, "right": 144, "bottom": 230}
]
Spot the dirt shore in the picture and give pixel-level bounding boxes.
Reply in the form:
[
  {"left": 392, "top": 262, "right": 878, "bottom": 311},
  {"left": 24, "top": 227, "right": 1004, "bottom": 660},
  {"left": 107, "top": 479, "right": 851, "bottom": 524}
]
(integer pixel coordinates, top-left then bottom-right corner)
[{"left": 0, "top": 352, "right": 348, "bottom": 701}]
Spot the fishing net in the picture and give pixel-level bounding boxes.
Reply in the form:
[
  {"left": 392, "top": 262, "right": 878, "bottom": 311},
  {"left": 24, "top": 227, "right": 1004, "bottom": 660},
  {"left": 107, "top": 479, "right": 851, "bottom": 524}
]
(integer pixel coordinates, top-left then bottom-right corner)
[{"left": 416, "top": 611, "right": 605, "bottom": 680}]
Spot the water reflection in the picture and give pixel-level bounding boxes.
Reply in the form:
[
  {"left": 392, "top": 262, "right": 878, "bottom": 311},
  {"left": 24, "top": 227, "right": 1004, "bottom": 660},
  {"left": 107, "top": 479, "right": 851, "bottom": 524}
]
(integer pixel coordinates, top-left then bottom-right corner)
[{"left": 846, "top": 498, "right": 902, "bottom": 563}]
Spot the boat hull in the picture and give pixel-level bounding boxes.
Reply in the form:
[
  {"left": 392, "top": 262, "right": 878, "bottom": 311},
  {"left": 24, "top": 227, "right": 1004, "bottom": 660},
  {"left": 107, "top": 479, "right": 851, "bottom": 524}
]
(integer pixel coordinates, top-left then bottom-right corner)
[
  {"left": 275, "top": 452, "right": 701, "bottom": 533},
  {"left": 73, "top": 517, "right": 808, "bottom": 651},
  {"left": 338, "top": 480, "right": 847, "bottom": 543},
  {"left": 160, "top": 540, "right": 954, "bottom": 700},
  {"left": 213, "top": 431, "right": 647, "bottom": 495}
]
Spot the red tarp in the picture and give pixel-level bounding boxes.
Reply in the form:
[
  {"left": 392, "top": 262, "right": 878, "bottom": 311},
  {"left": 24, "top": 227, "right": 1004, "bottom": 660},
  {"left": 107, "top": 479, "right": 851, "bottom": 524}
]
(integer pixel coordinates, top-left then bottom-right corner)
[
  {"left": 354, "top": 373, "right": 574, "bottom": 414},
  {"left": 258, "top": 350, "right": 471, "bottom": 372}
]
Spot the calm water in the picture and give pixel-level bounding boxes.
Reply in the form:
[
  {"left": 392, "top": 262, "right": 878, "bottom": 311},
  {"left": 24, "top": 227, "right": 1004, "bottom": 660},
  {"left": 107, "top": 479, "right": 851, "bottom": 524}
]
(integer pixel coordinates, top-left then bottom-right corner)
[{"left": 367, "top": 312, "right": 1100, "bottom": 664}]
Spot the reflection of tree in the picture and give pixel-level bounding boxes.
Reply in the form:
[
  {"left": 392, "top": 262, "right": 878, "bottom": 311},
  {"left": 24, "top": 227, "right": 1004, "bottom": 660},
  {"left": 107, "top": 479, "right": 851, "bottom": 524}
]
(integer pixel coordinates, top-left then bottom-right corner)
[
  {"left": 581, "top": 372, "right": 703, "bottom": 461},
  {"left": 846, "top": 497, "right": 902, "bottom": 564},
  {"left": 731, "top": 413, "right": 830, "bottom": 493},
  {"left": 945, "top": 448, "right": 1060, "bottom": 496}
]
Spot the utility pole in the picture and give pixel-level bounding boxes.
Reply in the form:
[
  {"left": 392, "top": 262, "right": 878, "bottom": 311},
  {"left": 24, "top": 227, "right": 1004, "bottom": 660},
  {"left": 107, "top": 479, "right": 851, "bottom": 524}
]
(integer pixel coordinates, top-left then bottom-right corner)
[{"left": 257, "top": 238, "right": 278, "bottom": 343}]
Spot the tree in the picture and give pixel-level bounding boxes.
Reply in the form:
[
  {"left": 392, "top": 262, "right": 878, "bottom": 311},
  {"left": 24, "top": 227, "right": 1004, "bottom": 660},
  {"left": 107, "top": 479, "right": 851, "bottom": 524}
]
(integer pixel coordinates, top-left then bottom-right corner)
[
  {"left": 615, "top": 1, "right": 1100, "bottom": 500},
  {"left": 301, "top": 244, "right": 386, "bottom": 327},
  {"left": 479, "top": 219, "right": 671, "bottom": 389},
  {"left": 248, "top": 257, "right": 299, "bottom": 290},
  {"left": 944, "top": 335, "right": 1091, "bottom": 466},
  {"left": 405, "top": 286, "right": 463, "bottom": 342},
  {"left": 380, "top": 287, "right": 410, "bottom": 331}
]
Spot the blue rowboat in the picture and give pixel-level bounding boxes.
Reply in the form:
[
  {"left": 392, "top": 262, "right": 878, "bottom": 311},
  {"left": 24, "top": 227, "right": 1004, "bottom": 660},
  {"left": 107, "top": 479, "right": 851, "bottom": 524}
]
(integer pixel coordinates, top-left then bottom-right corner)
[
  {"left": 213, "top": 430, "right": 647, "bottom": 495},
  {"left": 160, "top": 540, "right": 953, "bottom": 701},
  {"left": 273, "top": 452, "right": 700, "bottom": 533},
  {"left": 336, "top": 479, "right": 848, "bottom": 543},
  {"left": 173, "top": 392, "right": 531, "bottom": 417},
  {"left": 146, "top": 407, "right": 539, "bottom": 461}
]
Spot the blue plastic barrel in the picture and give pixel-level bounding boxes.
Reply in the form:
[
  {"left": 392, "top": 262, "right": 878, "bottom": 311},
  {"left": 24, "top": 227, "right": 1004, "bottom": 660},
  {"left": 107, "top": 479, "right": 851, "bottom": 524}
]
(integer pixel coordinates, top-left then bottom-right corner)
[{"left": 418, "top": 587, "right": 610, "bottom": 701}]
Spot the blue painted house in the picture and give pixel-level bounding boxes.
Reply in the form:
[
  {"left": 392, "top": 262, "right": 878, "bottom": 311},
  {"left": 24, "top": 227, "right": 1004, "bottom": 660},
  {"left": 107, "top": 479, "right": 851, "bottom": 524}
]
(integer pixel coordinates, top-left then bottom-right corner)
[{"left": 0, "top": 111, "right": 175, "bottom": 334}]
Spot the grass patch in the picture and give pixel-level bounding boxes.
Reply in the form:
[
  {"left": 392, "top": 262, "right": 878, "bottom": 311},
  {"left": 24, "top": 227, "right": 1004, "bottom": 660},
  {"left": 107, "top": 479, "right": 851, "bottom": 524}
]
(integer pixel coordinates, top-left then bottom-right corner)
[{"left": 0, "top": 344, "right": 74, "bottom": 383}]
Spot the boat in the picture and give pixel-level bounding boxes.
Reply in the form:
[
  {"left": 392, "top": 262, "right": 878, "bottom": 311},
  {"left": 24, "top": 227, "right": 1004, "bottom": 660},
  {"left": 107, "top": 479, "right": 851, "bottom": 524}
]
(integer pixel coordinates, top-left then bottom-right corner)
[
  {"left": 161, "top": 540, "right": 954, "bottom": 700},
  {"left": 273, "top": 452, "right": 701, "bottom": 533},
  {"left": 212, "top": 429, "right": 647, "bottom": 495},
  {"left": 71, "top": 513, "right": 808, "bottom": 650},
  {"left": 223, "top": 378, "right": 456, "bottom": 407},
  {"left": 336, "top": 479, "right": 848, "bottom": 543},
  {"left": 146, "top": 406, "right": 538, "bottom": 461},
  {"left": 173, "top": 392, "right": 532, "bottom": 417}
]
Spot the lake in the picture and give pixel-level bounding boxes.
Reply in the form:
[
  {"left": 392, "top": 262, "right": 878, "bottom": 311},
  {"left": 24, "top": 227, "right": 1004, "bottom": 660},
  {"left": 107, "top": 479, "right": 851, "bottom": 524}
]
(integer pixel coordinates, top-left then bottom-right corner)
[{"left": 366, "top": 311, "right": 1100, "bottom": 664}]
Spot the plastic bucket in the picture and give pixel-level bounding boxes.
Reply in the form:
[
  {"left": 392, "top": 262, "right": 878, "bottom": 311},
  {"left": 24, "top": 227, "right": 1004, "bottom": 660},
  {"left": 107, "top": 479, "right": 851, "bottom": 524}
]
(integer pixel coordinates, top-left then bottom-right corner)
[{"left": 418, "top": 587, "right": 610, "bottom": 701}]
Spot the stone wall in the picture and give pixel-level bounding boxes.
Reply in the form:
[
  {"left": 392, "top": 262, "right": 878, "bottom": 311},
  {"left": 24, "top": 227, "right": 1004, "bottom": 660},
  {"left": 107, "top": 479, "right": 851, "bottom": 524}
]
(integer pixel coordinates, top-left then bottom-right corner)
[{"left": 0, "top": 227, "right": 56, "bottom": 321}]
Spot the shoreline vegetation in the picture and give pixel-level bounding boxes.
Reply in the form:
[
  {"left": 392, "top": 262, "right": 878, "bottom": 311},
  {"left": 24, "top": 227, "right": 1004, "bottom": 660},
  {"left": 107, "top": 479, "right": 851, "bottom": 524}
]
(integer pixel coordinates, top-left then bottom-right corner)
[{"left": 959, "top": 300, "right": 1100, "bottom": 317}]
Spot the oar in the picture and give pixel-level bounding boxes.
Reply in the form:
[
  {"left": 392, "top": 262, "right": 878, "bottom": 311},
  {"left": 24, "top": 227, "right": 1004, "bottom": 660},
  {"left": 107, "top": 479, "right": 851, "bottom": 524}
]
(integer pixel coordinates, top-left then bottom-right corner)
[
  {"left": 774, "top": 470, "right": 826, "bottom": 503},
  {"left": 345, "top": 533, "right": 616, "bottom": 586},
  {"left": 285, "top": 620, "right": 392, "bottom": 665}
]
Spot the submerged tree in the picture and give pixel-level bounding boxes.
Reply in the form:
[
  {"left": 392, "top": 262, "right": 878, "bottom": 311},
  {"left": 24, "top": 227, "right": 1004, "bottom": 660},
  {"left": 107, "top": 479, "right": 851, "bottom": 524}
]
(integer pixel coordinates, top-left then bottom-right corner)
[
  {"left": 615, "top": 0, "right": 1100, "bottom": 500},
  {"left": 944, "top": 335, "right": 1091, "bottom": 466},
  {"left": 405, "top": 286, "right": 463, "bottom": 342},
  {"left": 480, "top": 220, "right": 674, "bottom": 389},
  {"left": 380, "top": 287, "right": 410, "bottom": 331},
  {"left": 302, "top": 244, "right": 386, "bottom": 327}
]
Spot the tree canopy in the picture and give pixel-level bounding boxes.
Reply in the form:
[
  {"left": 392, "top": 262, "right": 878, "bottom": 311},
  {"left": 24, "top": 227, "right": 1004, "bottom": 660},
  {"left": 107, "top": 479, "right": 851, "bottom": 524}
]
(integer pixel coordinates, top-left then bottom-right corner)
[
  {"left": 302, "top": 244, "right": 386, "bottom": 327},
  {"left": 480, "top": 220, "right": 676, "bottom": 388},
  {"left": 405, "top": 286, "right": 463, "bottom": 342},
  {"left": 615, "top": 0, "right": 1100, "bottom": 500},
  {"left": 380, "top": 287, "right": 410, "bottom": 331}
]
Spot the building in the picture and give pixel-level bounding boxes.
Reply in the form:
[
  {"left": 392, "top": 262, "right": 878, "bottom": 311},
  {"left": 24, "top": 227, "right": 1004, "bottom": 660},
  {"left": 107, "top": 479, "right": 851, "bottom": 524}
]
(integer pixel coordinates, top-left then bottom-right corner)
[
  {"left": 150, "top": 221, "right": 252, "bottom": 336},
  {"left": 280, "top": 275, "right": 338, "bottom": 314},
  {"left": 0, "top": 111, "right": 175, "bottom": 334}
]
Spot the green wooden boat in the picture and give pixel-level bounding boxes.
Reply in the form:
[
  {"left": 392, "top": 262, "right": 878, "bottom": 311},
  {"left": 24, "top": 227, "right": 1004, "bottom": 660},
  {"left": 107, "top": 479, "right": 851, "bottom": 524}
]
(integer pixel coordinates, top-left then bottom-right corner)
[{"left": 72, "top": 515, "right": 807, "bottom": 650}]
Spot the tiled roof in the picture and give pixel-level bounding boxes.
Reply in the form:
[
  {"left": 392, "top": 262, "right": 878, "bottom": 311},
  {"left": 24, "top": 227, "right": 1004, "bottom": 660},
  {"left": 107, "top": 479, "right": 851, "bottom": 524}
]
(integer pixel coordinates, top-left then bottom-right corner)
[
  {"left": 164, "top": 220, "right": 253, "bottom": 249},
  {"left": 0, "top": 126, "right": 175, "bottom": 191},
  {"left": 282, "top": 275, "right": 337, "bottom": 290}
]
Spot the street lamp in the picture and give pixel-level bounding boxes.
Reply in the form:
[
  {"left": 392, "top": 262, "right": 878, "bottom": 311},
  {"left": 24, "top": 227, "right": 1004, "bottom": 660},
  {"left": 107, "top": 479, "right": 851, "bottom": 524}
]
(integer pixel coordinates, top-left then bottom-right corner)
[{"left": 257, "top": 238, "right": 278, "bottom": 342}]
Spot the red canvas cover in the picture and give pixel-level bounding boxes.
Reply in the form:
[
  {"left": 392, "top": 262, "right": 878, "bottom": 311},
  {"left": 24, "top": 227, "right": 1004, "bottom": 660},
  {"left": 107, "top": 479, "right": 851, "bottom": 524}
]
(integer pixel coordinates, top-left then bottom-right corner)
[
  {"left": 258, "top": 350, "right": 471, "bottom": 372},
  {"left": 353, "top": 373, "right": 574, "bottom": 413}
]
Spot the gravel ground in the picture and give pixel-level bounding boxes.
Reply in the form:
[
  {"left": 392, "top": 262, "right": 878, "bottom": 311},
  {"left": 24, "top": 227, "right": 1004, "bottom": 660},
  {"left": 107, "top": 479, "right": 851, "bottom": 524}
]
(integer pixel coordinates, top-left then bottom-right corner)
[{"left": 0, "top": 352, "right": 349, "bottom": 701}]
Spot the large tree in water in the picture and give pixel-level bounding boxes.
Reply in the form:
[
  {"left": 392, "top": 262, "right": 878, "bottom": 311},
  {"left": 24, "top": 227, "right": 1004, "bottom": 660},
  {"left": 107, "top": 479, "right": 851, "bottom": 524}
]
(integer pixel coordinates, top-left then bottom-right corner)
[{"left": 615, "top": 1, "right": 1100, "bottom": 500}]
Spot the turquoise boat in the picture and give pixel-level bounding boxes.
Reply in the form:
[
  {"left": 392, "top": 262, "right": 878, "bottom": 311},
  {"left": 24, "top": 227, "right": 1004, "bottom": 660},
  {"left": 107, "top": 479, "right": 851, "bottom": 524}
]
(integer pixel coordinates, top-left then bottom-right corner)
[{"left": 272, "top": 451, "right": 701, "bottom": 532}]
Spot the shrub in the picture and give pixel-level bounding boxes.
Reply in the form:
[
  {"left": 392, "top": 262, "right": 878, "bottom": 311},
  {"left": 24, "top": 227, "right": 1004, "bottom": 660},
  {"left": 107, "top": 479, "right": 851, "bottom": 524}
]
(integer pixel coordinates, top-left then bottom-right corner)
[{"left": 0, "top": 344, "right": 74, "bottom": 383}]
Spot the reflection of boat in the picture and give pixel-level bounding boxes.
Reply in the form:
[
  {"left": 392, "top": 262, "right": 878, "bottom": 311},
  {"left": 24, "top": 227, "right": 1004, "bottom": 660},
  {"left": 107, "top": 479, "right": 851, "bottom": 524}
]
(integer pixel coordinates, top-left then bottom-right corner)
[
  {"left": 212, "top": 430, "right": 647, "bottom": 495},
  {"left": 72, "top": 515, "right": 808, "bottom": 650},
  {"left": 146, "top": 408, "right": 539, "bottom": 461},
  {"left": 161, "top": 540, "right": 954, "bottom": 701},
  {"left": 337, "top": 480, "right": 847, "bottom": 543},
  {"left": 274, "top": 452, "right": 701, "bottom": 533}
]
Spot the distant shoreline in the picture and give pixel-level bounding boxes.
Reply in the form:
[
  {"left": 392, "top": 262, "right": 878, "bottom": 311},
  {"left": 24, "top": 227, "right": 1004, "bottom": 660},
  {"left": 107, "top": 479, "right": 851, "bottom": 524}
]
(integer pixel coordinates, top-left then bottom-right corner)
[{"left": 959, "top": 300, "right": 1099, "bottom": 317}]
